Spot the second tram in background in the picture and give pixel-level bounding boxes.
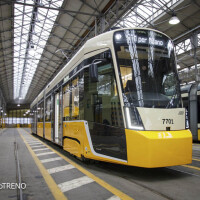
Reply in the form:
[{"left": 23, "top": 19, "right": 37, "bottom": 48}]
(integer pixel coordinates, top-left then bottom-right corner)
[
  {"left": 31, "top": 28, "right": 192, "bottom": 168},
  {"left": 181, "top": 83, "right": 200, "bottom": 141}
]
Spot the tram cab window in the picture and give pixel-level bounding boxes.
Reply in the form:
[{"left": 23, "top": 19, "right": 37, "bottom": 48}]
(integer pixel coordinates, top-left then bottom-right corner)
[
  {"left": 114, "top": 29, "right": 182, "bottom": 109},
  {"left": 84, "top": 50, "right": 124, "bottom": 128}
]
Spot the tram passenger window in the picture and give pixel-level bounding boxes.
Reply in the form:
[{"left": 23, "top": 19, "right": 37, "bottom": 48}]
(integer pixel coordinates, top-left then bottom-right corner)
[
  {"left": 79, "top": 73, "right": 84, "bottom": 120},
  {"left": 37, "top": 102, "right": 43, "bottom": 122},
  {"left": 84, "top": 50, "right": 124, "bottom": 128},
  {"left": 63, "top": 72, "right": 83, "bottom": 121},
  {"left": 63, "top": 83, "right": 70, "bottom": 120},
  {"left": 45, "top": 96, "right": 52, "bottom": 122},
  {"left": 71, "top": 77, "right": 79, "bottom": 119}
]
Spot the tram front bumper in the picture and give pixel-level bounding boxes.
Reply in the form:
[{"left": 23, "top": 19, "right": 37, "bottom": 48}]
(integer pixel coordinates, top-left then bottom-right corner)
[{"left": 125, "top": 129, "right": 192, "bottom": 168}]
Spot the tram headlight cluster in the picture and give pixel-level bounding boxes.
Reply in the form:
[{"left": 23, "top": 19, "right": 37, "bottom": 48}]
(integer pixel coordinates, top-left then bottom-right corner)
[{"left": 125, "top": 107, "right": 144, "bottom": 130}]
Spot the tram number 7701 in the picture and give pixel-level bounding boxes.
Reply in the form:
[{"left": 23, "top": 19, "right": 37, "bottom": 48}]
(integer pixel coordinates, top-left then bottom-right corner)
[{"left": 162, "top": 119, "right": 174, "bottom": 125}]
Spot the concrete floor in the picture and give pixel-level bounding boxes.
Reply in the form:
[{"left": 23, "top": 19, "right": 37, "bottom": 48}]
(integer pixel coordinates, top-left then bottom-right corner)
[
  {"left": 1, "top": 128, "right": 200, "bottom": 200},
  {"left": 0, "top": 128, "right": 54, "bottom": 200}
]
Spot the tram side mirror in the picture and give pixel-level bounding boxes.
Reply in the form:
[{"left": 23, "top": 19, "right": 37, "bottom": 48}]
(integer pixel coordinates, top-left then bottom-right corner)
[
  {"left": 89, "top": 63, "right": 98, "bottom": 82},
  {"left": 90, "top": 58, "right": 109, "bottom": 82}
]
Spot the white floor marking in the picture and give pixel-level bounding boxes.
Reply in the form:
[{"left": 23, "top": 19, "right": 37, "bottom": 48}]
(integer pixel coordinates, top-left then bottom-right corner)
[
  {"left": 40, "top": 157, "right": 63, "bottom": 163},
  {"left": 47, "top": 164, "right": 75, "bottom": 174},
  {"left": 107, "top": 195, "right": 121, "bottom": 200},
  {"left": 58, "top": 176, "right": 94, "bottom": 192},
  {"left": 30, "top": 144, "right": 45, "bottom": 148},
  {"left": 36, "top": 152, "right": 55, "bottom": 156},
  {"left": 28, "top": 142, "right": 42, "bottom": 145},
  {"left": 33, "top": 148, "right": 49, "bottom": 152}
]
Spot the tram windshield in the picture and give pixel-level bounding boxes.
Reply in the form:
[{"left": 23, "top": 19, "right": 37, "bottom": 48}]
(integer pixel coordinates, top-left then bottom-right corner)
[{"left": 114, "top": 29, "right": 182, "bottom": 109}]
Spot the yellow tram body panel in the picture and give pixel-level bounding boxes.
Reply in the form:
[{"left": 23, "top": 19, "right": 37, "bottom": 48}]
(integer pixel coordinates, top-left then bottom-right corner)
[
  {"left": 62, "top": 121, "right": 192, "bottom": 168},
  {"left": 45, "top": 122, "right": 51, "bottom": 141},
  {"left": 63, "top": 122, "right": 84, "bottom": 158},
  {"left": 37, "top": 122, "right": 43, "bottom": 137},
  {"left": 198, "top": 129, "right": 200, "bottom": 141},
  {"left": 125, "top": 129, "right": 192, "bottom": 168},
  {"left": 63, "top": 121, "right": 126, "bottom": 164}
]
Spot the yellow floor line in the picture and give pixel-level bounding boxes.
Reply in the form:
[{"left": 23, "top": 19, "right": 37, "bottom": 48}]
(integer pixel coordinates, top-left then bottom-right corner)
[
  {"left": 192, "top": 158, "right": 200, "bottom": 162},
  {"left": 18, "top": 129, "right": 68, "bottom": 200},
  {"left": 23, "top": 129, "right": 134, "bottom": 200},
  {"left": 182, "top": 164, "right": 200, "bottom": 171}
]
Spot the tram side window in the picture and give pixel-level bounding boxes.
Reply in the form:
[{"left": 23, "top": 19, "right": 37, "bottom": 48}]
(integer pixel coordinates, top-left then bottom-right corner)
[
  {"left": 71, "top": 77, "right": 79, "bottom": 120},
  {"left": 37, "top": 102, "right": 44, "bottom": 122},
  {"left": 63, "top": 83, "right": 71, "bottom": 121},
  {"left": 34, "top": 107, "right": 37, "bottom": 124},
  {"left": 30, "top": 108, "right": 34, "bottom": 127},
  {"left": 84, "top": 50, "right": 124, "bottom": 128},
  {"left": 79, "top": 72, "right": 84, "bottom": 120},
  {"left": 45, "top": 96, "right": 52, "bottom": 122},
  {"left": 37, "top": 105, "right": 40, "bottom": 122}
]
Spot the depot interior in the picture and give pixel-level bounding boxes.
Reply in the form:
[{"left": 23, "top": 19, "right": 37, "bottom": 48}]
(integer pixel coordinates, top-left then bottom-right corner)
[{"left": 0, "top": 0, "right": 200, "bottom": 137}]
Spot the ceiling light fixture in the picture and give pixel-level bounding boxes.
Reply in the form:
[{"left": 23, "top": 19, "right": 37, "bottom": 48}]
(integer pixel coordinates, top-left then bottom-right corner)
[{"left": 169, "top": 14, "right": 180, "bottom": 25}]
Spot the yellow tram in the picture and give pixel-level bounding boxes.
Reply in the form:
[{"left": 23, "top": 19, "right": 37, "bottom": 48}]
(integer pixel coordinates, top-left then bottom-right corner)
[{"left": 31, "top": 28, "right": 192, "bottom": 168}]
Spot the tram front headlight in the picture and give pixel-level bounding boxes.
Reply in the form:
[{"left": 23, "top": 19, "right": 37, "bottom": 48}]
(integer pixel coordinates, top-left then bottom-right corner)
[
  {"left": 115, "top": 33, "right": 122, "bottom": 40},
  {"left": 125, "top": 107, "right": 144, "bottom": 130}
]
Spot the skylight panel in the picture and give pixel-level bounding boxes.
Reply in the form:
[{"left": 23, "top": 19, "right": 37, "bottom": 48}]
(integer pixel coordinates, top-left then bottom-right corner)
[
  {"left": 14, "top": 0, "right": 64, "bottom": 99},
  {"left": 35, "top": 25, "right": 42, "bottom": 33},
  {"left": 115, "top": 0, "right": 181, "bottom": 29},
  {"left": 50, "top": 0, "right": 63, "bottom": 8}
]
